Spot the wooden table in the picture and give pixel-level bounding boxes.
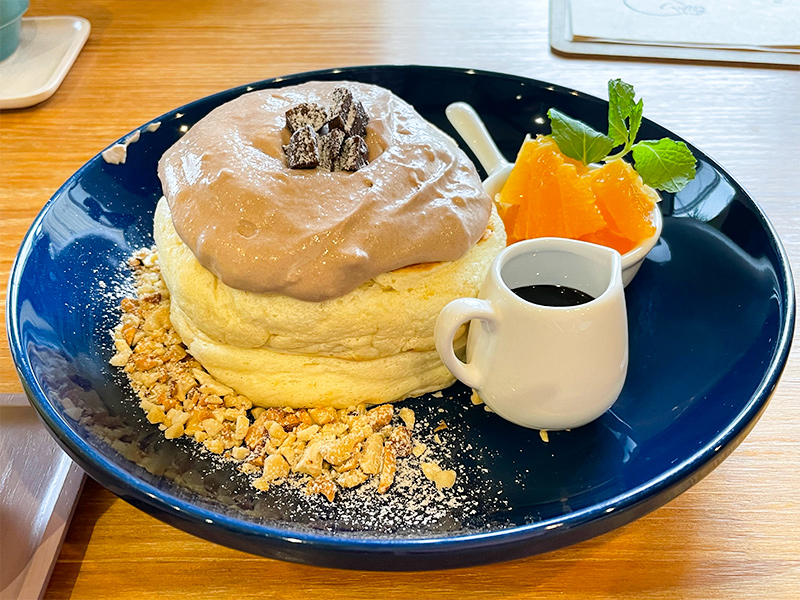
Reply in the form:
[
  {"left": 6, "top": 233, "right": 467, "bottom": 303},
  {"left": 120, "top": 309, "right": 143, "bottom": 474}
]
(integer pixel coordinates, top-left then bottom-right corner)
[{"left": 2, "top": 1, "right": 798, "bottom": 598}]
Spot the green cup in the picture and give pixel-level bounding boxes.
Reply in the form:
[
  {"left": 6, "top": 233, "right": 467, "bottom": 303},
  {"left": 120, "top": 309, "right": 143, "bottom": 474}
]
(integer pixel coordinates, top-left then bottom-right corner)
[{"left": 0, "top": 0, "right": 29, "bottom": 61}]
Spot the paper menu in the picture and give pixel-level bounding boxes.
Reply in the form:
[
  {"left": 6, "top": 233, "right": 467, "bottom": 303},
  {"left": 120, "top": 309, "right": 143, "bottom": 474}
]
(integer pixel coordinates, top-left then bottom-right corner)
[{"left": 568, "top": 0, "right": 800, "bottom": 51}]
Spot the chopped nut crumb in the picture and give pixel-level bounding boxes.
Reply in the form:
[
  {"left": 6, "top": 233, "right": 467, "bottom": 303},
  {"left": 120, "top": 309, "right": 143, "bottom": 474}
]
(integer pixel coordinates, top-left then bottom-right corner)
[
  {"left": 230, "top": 446, "right": 250, "bottom": 461},
  {"left": 360, "top": 433, "right": 384, "bottom": 475},
  {"left": 398, "top": 407, "right": 415, "bottom": 430},
  {"left": 420, "top": 461, "right": 456, "bottom": 490},
  {"left": 367, "top": 404, "right": 393, "bottom": 430},
  {"left": 110, "top": 247, "right": 454, "bottom": 501},
  {"left": 377, "top": 443, "right": 397, "bottom": 494},
  {"left": 388, "top": 425, "right": 412, "bottom": 457},
  {"left": 337, "top": 468, "right": 368, "bottom": 489},
  {"left": 306, "top": 474, "right": 337, "bottom": 502},
  {"left": 262, "top": 453, "right": 290, "bottom": 481}
]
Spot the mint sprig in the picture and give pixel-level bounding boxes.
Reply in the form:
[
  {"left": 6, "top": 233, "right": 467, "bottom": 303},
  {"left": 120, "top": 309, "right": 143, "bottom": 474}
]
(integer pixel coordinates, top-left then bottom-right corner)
[{"left": 548, "top": 79, "right": 696, "bottom": 193}]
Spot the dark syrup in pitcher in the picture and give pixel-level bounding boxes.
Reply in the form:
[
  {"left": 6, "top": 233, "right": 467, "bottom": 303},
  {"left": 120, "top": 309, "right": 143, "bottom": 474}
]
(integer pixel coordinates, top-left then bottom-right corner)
[{"left": 511, "top": 284, "right": 594, "bottom": 307}]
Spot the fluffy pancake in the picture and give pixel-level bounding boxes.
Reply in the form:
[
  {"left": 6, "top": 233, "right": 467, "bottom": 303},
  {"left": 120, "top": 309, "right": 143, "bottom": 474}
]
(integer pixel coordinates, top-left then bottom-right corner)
[
  {"left": 169, "top": 300, "right": 467, "bottom": 410},
  {"left": 155, "top": 198, "right": 505, "bottom": 407},
  {"left": 155, "top": 198, "right": 505, "bottom": 361},
  {"left": 152, "top": 81, "right": 507, "bottom": 408}
]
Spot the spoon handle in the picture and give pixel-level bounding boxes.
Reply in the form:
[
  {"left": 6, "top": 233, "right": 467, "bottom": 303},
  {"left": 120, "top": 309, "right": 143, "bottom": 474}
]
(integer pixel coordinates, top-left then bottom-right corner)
[{"left": 445, "top": 102, "right": 509, "bottom": 176}]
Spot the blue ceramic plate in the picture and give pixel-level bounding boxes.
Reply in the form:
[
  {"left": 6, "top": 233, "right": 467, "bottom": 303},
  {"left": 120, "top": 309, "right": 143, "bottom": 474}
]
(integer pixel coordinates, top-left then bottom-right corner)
[{"left": 7, "top": 66, "right": 795, "bottom": 570}]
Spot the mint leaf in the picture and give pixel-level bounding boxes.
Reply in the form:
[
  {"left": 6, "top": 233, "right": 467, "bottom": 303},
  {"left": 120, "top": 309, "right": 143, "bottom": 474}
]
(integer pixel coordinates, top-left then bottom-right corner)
[
  {"left": 628, "top": 99, "right": 644, "bottom": 149},
  {"left": 548, "top": 108, "right": 613, "bottom": 165},
  {"left": 607, "top": 79, "right": 636, "bottom": 147},
  {"left": 631, "top": 139, "right": 696, "bottom": 192}
]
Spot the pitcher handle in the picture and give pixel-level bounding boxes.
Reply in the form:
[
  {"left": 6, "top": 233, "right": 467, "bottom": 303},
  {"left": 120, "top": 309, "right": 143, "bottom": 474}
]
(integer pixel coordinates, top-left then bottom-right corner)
[{"left": 434, "top": 298, "right": 497, "bottom": 390}]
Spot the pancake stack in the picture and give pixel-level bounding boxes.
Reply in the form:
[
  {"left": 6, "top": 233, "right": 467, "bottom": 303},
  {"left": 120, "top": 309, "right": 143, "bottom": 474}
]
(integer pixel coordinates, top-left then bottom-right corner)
[{"left": 155, "top": 81, "right": 506, "bottom": 408}]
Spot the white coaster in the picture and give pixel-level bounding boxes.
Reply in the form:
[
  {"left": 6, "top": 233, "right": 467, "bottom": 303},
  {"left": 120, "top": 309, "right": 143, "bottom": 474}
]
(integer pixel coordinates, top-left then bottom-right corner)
[{"left": 0, "top": 16, "right": 90, "bottom": 110}]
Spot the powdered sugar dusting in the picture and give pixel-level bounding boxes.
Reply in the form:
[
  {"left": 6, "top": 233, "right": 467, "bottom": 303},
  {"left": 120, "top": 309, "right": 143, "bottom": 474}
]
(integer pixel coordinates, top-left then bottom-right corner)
[{"left": 98, "top": 248, "right": 512, "bottom": 535}]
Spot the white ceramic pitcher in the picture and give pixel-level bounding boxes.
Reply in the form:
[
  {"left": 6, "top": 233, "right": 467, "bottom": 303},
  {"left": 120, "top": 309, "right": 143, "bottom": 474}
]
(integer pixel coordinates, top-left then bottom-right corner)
[{"left": 435, "top": 237, "right": 629, "bottom": 430}]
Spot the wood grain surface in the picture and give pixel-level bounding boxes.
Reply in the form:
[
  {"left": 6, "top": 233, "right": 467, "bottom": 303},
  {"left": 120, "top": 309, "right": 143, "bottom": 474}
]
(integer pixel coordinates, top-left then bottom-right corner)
[{"left": 1, "top": 1, "right": 798, "bottom": 598}]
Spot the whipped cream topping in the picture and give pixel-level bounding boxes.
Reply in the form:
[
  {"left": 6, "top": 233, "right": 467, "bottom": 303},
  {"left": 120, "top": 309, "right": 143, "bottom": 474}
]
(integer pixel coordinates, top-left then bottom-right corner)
[{"left": 158, "top": 81, "right": 492, "bottom": 301}]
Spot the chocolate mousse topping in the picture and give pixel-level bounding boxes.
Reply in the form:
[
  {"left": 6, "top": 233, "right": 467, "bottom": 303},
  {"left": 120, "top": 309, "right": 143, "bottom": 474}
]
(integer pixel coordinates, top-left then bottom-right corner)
[{"left": 158, "top": 81, "right": 492, "bottom": 301}]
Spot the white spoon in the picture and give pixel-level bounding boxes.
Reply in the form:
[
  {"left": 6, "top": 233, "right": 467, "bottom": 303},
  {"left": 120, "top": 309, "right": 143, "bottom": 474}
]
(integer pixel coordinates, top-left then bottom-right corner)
[
  {"left": 445, "top": 102, "right": 513, "bottom": 198},
  {"left": 445, "top": 101, "right": 662, "bottom": 286}
]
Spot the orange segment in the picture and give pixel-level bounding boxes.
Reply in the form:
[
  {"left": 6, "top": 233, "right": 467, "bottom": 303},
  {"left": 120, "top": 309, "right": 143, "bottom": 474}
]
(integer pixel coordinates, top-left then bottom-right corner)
[
  {"left": 498, "top": 140, "right": 538, "bottom": 207},
  {"left": 496, "top": 202, "right": 519, "bottom": 229},
  {"left": 579, "top": 228, "right": 637, "bottom": 255},
  {"left": 513, "top": 190, "right": 535, "bottom": 244},
  {"left": 496, "top": 136, "right": 658, "bottom": 256},
  {"left": 498, "top": 135, "right": 561, "bottom": 208},
  {"left": 587, "top": 159, "right": 657, "bottom": 245},
  {"left": 556, "top": 163, "right": 605, "bottom": 240},
  {"left": 529, "top": 135, "right": 589, "bottom": 174},
  {"left": 498, "top": 135, "right": 604, "bottom": 244},
  {"left": 524, "top": 157, "right": 562, "bottom": 239}
]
